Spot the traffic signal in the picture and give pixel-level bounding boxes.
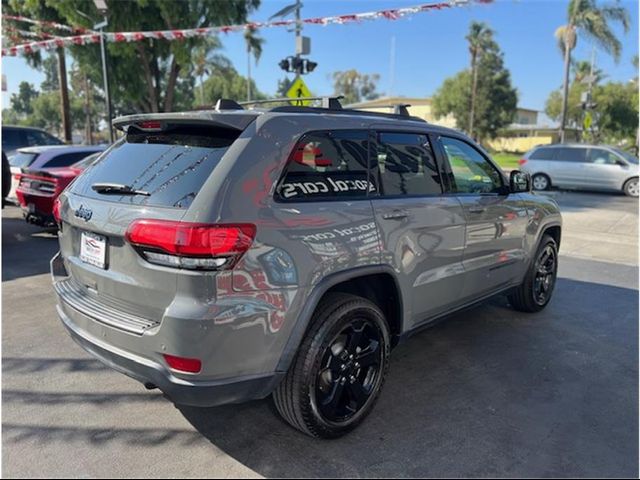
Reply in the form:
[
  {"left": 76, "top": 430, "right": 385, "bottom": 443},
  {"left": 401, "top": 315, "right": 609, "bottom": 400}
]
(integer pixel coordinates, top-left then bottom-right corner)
[
  {"left": 278, "top": 56, "right": 319, "bottom": 75},
  {"left": 278, "top": 58, "right": 290, "bottom": 72}
]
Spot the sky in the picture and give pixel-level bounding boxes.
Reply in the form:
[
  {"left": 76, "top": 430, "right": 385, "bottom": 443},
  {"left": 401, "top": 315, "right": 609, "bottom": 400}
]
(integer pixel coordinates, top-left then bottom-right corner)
[{"left": 1, "top": 0, "right": 639, "bottom": 113}]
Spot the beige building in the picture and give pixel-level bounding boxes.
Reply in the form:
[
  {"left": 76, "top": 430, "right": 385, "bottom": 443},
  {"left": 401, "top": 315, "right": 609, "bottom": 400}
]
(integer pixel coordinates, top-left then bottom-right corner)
[{"left": 348, "top": 97, "right": 578, "bottom": 153}]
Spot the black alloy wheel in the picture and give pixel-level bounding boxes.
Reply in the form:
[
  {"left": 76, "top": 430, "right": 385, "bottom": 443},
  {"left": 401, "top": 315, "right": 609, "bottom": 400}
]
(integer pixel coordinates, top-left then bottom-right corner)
[{"left": 313, "top": 318, "right": 383, "bottom": 423}]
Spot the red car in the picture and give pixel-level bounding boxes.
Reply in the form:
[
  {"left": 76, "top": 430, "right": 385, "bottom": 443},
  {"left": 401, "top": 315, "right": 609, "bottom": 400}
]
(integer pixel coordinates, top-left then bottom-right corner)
[{"left": 16, "top": 152, "right": 101, "bottom": 227}]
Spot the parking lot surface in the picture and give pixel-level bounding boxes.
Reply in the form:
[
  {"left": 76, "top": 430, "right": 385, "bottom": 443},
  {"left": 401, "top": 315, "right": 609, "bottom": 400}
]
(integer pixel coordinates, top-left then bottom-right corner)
[{"left": 2, "top": 191, "right": 638, "bottom": 478}]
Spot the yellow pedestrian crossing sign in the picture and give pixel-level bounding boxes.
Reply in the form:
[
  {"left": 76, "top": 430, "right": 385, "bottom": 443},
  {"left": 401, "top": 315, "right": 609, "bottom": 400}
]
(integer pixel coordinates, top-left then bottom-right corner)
[{"left": 286, "top": 77, "right": 312, "bottom": 106}]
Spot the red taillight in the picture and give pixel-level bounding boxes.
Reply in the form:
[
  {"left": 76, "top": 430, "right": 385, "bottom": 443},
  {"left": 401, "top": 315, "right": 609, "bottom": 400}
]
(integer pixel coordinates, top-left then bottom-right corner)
[
  {"left": 518, "top": 158, "right": 528, "bottom": 166},
  {"left": 52, "top": 198, "right": 61, "bottom": 224},
  {"left": 163, "top": 354, "right": 201, "bottom": 374},
  {"left": 136, "top": 120, "right": 162, "bottom": 131},
  {"left": 125, "top": 220, "right": 255, "bottom": 270}
]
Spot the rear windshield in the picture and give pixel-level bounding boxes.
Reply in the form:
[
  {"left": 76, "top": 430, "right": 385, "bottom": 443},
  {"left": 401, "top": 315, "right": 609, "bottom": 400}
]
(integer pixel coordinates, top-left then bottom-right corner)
[
  {"left": 71, "top": 125, "right": 239, "bottom": 209},
  {"left": 9, "top": 152, "right": 38, "bottom": 168}
]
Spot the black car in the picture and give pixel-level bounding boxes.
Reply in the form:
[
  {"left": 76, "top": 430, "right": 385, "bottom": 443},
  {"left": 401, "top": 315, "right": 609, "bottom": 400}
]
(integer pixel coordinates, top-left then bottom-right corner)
[{"left": 2, "top": 126, "right": 63, "bottom": 156}]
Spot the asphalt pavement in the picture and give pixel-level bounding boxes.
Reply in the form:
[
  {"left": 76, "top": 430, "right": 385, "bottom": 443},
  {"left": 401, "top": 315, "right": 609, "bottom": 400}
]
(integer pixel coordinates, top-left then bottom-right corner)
[{"left": 2, "top": 191, "right": 638, "bottom": 478}]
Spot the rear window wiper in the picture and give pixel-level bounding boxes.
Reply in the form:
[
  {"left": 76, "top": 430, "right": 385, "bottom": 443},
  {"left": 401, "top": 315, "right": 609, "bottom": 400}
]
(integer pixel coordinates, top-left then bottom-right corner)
[{"left": 91, "top": 183, "right": 151, "bottom": 196}]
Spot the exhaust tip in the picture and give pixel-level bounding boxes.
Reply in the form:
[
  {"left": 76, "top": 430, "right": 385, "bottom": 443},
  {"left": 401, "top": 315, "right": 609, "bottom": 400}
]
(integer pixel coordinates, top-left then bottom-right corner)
[{"left": 144, "top": 382, "right": 158, "bottom": 390}]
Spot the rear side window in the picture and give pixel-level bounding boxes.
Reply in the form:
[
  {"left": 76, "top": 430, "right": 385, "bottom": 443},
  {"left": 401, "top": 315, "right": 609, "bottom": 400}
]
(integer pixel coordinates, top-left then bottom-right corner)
[
  {"left": 8, "top": 152, "right": 38, "bottom": 168},
  {"left": 555, "top": 147, "right": 587, "bottom": 162},
  {"left": 71, "top": 125, "right": 240, "bottom": 209},
  {"left": 530, "top": 147, "right": 557, "bottom": 160},
  {"left": 276, "top": 130, "right": 372, "bottom": 201},
  {"left": 44, "top": 152, "right": 95, "bottom": 168},
  {"left": 374, "top": 132, "right": 442, "bottom": 196}
]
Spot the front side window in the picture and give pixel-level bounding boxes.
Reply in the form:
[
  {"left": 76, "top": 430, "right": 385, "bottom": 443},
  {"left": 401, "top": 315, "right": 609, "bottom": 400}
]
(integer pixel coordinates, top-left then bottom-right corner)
[
  {"left": 374, "top": 132, "right": 442, "bottom": 196},
  {"left": 587, "top": 148, "right": 621, "bottom": 165},
  {"left": 276, "top": 130, "right": 372, "bottom": 201},
  {"left": 441, "top": 137, "right": 503, "bottom": 194}
]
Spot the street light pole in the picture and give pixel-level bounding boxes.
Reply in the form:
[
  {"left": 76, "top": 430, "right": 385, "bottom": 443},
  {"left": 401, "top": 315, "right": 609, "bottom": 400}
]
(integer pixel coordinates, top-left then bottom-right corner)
[{"left": 95, "top": 17, "right": 113, "bottom": 143}]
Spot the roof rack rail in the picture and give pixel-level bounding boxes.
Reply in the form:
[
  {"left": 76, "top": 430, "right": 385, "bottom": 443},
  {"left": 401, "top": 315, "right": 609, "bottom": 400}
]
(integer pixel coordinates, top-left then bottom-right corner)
[
  {"left": 353, "top": 103, "right": 415, "bottom": 118},
  {"left": 239, "top": 96, "right": 344, "bottom": 109}
]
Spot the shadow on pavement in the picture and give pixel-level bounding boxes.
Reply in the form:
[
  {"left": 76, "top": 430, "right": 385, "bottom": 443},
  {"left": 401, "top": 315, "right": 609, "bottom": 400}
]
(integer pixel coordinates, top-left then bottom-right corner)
[
  {"left": 3, "top": 423, "right": 203, "bottom": 447},
  {"left": 2, "top": 210, "right": 58, "bottom": 282},
  {"left": 544, "top": 189, "right": 638, "bottom": 213},
  {"left": 2, "top": 357, "right": 107, "bottom": 374},
  {"left": 177, "top": 278, "right": 637, "bottom": 478}
]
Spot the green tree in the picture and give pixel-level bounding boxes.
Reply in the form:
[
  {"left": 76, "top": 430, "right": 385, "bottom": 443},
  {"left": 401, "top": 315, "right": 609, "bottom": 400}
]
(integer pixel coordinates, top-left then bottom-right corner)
[
  {"left": 331, "top": 70, "right": 381, "bottom": 105},
  {"left": 432, "top": 31, "right": 517, "bottom": 142},
  {"left": 592, "top": 81, "right": 638, "bottom": 144},
  {"left": 572, "top": 59, "right": 606, "bottom": 84},
  {"left": 40, "top": 54, "right": 59, "bottom": 92},
  {"left": 276, "top": 77, "right": 294, "bottom": 98},
  {"left": 555, "top": 0, "right": 630, "bottom": 142},
  {"left": 10, "top": 81, "right": 39, "bottom": 117},
  {"left": 199, "top": 66, "right": 266, "bottom": 105},
  {"left": 8, "top": 0, "right": 260, "bottom": 114},
  {"left": 244, "top": 28, "right": 264, "bottom": 101},
  {"left": 466, "top": 22, "right": 494, "bottom": 138}
]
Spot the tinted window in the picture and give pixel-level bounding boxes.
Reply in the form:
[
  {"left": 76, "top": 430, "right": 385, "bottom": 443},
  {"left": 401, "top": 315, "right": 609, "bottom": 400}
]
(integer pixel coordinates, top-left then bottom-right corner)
[
  {"left": 587, "top": 148, "right": 621, "bottom": 165},
  {"left": 2, "top": 129, "right": 24, "bottom": 152},
  {"left": 8, "top": 152, "right": 38, "bottom": 168},
  {"left": 276, "top": 130, "right": 372, "bottom": 201},
  {"left": 72, "top": 125, "right": 239, "bottom": 209},
  {"left": 530, "top": 147, "right": 557, "bottom": 160},
  {"left": 44, "top": 152, "right": 95, "bottom": 168},
  {"left": 613, "top": 148, "right": 638, "bottom": 164},
  {"left": 374, "top": 132, "right": 441, "bottom": 196},
  {"left": 441, "top": 137, "right": 503, "bottom": 194},
  {"left": 26, "top": 130, "right": 62, "bottom": 146},
  {"left": 73, "top": 152, "right": 102, "bottom": 170},
  {"left": 555, "top": 147, "right": 587, "bottom": 162}
]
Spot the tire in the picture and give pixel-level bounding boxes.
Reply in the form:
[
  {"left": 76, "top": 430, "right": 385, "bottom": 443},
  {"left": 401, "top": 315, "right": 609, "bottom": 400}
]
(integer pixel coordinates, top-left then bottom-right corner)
[
  {"left": 273, "top": 292, "right": 391, "bottom": 438},
  {"left": 509, "top": 234, "right": 558, "bottom": 313},
  {"left": 532, "top": 173, "right": 551, "bottom": 191},
  {"left": 623, "top": 177, "right": 639, "bottom": 197}
]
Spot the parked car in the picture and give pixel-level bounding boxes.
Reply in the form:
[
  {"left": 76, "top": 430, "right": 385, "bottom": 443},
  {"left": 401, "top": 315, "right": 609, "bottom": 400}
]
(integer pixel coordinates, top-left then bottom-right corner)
[
  {"left": 51, "top": 99, "right": 562, "bottom": 438},
  {"left": 519, "top": 143, "right": 639, "bottom": 197},
  {"left": 2, "top": 151, "right": 10, "bottom": 208},
  {"left": 16, "top": 152, "right": 102, "bottom": 227},
  {"left": 7, "top": 145, "right": 105, "bottom": 204},
  {"left": 2, "top": 125, "right": 63, "bottom": 156}
]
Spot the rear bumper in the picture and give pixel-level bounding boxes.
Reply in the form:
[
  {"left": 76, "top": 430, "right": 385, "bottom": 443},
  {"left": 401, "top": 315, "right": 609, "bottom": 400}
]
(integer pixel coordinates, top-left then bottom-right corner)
[
  {"left": 51, "top": 252, "right": 285, "bottom": 407},
  {"left": 57, "top": 303, "right": 283, "bottom": 407}
]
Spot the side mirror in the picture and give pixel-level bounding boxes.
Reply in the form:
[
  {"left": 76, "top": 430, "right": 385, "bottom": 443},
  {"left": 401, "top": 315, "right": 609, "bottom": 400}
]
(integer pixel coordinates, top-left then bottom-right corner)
[{"left": 510, "top": 170, "right": 531, "bottom": 193}]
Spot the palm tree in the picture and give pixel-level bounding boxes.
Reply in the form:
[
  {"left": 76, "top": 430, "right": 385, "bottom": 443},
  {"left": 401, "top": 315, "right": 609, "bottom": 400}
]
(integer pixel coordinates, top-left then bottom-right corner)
[
  {"left": 466, "top": 22, "right": 494, "bottom": 139},
  {"left": 556, "top": 0, "right": 629, "bottom": 143},
  {"left": 572, "top": 59, "right": 606, "bottom": 84},
  {"left": 244, "top": 28, "right": 264, "bottom": 101}
]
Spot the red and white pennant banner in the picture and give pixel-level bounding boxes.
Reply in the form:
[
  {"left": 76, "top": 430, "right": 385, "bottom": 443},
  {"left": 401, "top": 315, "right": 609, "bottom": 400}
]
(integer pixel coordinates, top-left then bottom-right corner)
[{"left": 2, "top": 0, "right": 492, "bottom": 57}]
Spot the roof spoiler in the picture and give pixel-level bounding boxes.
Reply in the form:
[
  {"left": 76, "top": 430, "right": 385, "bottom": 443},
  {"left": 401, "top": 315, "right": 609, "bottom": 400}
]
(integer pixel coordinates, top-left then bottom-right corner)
[{"left": 112, "top": 111, "right": 258, "bottom": 132}]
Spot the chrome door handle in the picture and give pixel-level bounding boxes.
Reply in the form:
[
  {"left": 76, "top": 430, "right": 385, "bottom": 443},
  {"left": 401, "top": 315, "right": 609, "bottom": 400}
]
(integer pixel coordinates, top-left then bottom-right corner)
[
  {"left": 468, "top": 206, "right": 486, "bottom": 213},
  {"left": 382, "top": 211, "right": 409, "bottom": 220}
]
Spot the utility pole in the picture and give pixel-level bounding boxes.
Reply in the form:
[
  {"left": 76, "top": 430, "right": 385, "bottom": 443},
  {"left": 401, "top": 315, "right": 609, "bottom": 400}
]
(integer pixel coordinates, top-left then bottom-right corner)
[
  {"left": 83, "top": 72, "right": 93, "bottom": 145},
  {"left": 389, "top": 36, "right": 396, "bottom": 97},
  {"left": 93, "top": 0, "right": 113, "bottom": 143},
  {"left": 294, "top": 0, "right": 302, "bottom": 80},
  {"left": 57, "top": 48, "right": 72, "bottom": 143}
]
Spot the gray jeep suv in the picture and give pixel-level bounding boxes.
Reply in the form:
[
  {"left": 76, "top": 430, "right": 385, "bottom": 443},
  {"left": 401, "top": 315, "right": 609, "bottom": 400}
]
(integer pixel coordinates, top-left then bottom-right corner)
[{"left": 52, "top": 98, "right": 562, "bottom": 438}]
